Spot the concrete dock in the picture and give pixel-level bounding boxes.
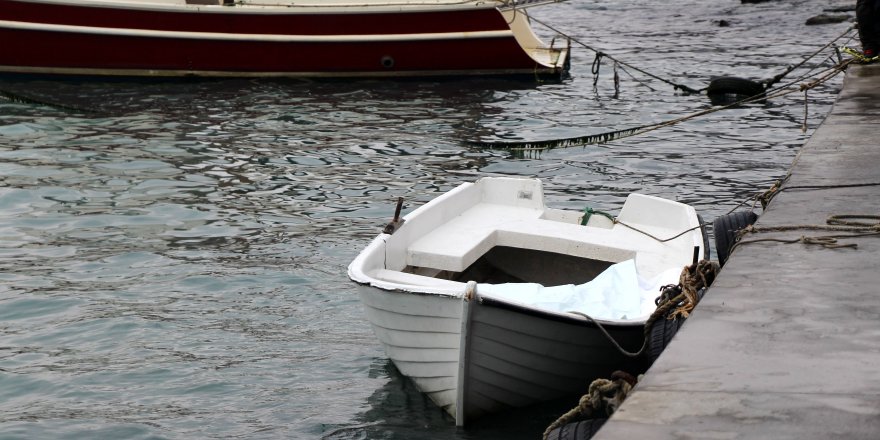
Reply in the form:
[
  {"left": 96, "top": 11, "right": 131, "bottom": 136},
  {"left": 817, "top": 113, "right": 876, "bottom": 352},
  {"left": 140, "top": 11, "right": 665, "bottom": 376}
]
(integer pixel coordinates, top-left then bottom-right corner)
[{"left": 594, "top": 64, "right": 880, "bottom": 439}]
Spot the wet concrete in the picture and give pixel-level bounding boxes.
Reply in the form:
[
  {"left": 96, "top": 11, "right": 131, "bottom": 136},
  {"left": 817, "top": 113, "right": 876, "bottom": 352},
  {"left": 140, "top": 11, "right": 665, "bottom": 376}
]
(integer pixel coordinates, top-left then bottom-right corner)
[{"left": 594, "top": 64, "right": 880, "bottom": 439}]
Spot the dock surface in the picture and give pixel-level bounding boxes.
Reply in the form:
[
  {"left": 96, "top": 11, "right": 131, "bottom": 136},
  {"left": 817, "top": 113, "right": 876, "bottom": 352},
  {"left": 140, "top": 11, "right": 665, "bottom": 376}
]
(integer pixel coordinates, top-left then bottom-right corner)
[{"left": 594, "top": 64, "right": 880, "bottom": 439}]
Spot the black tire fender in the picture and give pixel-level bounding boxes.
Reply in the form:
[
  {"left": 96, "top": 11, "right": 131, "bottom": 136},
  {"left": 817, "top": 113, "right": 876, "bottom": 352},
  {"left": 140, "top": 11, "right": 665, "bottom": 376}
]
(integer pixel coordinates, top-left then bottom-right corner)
[
  {"left": 706, "top": 76, "right": 766, "bottom": 104},
  {"left": 713, "top": 211, "right": 759, "bottom": 266},
  {"left": 546, "top": 418, "right": 608, "bottom": 440},
  {"left": 647, "top": 313, "right": 687, "bottom": 363}
]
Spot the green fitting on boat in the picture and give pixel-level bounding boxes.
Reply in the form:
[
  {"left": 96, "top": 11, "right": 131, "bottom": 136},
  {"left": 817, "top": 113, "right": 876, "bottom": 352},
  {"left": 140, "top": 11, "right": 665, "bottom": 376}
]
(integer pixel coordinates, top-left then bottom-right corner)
[{"left": 581, "top": 207, "right": 615, "bottom": 226}]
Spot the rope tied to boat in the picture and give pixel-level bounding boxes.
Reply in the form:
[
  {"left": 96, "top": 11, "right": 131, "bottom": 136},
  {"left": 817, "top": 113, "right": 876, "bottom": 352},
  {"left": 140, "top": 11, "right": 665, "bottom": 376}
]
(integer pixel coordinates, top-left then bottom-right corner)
[
  {"left": 580, "top": 206, "right": 615, "bottom": 226},
  {"left": 541, "top": 370, "right": 639, "bottom": 440},
  {"left": 568, "top": 259, "right": 718, "bottom": 358},
  {"left": 580, "top": 208, "right": 704, "bottom": 243},
  {"left": 579, "top": 204, "right": 705, "bottom": 243},
  {"left": 671, "top": 259, "right": 718, "bottom": 319}
]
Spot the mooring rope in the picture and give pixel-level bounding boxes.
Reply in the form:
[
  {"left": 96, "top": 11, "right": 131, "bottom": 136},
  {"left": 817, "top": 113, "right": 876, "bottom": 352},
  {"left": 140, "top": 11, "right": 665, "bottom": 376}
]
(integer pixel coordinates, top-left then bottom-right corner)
[
  {"left": 567, "top": 259, "right": 718, "bottom": 359},
  {"left": 726, "top": 177, "right": 880, "bottom": 216},
  {"left": 549, "top": 260, "right": 717, "bottom": 439},
  {"left": 717, "top": 177, "right": 880, "bottom": 258},
  {"left": 468, "top": 29, "right": 857, "bottom": 153},
  {"left": 0, "top": 88, "right": 98, "bottom": 114},
  {"left": 468, "top": 59, "right": 851, "bottom": 152},
  {"left": 580, "top": 206, "right": 614, "bottom": 225},
  {"left": 580, "top": 206, "right": 704, "bottom": 243},
  {"left": 726, "top": 214, "right": 880, "bottom": 257},
  {"left": 527, "top": 15, "right": 703, "bottom": 95},
  {"left": 671, "top": 259, "right": 718, "bottom": 319},
  {"left": 541, "top": 370, "right": 638, "bottom": 440},
  {"left": 764, "top": 25, "right": 857, "bottom": 90},
  {"left": 740, "top": 215, "right": 880, "bottom": 234}
]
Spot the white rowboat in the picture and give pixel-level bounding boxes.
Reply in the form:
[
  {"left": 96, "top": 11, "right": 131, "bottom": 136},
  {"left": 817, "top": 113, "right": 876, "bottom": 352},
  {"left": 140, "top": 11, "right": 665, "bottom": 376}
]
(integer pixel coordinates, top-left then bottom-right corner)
[{"left": 348, "top": 177, "right": 707, "bottom": 425}]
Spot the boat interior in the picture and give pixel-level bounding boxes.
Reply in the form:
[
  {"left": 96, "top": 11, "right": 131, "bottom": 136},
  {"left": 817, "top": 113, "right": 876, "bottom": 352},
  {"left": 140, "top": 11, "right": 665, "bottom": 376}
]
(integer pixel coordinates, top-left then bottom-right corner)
[{"left": 404, "top": 246, "right": 615, "bottom": 287}]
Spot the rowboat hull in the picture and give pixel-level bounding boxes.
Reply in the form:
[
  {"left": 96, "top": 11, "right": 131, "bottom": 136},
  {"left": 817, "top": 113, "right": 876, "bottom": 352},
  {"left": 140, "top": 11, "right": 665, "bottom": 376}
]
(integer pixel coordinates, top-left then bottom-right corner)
[
  {"left": 349, "top": 177, "right": 707, "bottom": 424},
  {"left": 0, "top": 0, "right": 570, "bottom": 78},
  {"left": 357, "top": 287, "right": 463, "bottom": 415},
  {"left": 457, "top": 292, "right": 648, "bottom": 424}
]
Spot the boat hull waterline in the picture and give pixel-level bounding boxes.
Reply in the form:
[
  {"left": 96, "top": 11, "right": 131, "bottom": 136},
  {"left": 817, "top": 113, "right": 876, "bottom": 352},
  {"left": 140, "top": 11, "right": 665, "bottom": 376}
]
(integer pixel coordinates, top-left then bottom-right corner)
[
  {"left": 0, "top": 0, "right": 569, "bottom": 78},
  {"left": 349, "top": 177, "right": 707, "bottom": 425}
]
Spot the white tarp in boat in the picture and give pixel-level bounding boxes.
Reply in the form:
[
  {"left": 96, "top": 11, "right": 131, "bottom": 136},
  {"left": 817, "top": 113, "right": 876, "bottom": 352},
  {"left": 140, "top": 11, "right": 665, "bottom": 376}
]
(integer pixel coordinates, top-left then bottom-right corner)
[{"left": 477, "top": 259, "right": 682, "bottom": 321}]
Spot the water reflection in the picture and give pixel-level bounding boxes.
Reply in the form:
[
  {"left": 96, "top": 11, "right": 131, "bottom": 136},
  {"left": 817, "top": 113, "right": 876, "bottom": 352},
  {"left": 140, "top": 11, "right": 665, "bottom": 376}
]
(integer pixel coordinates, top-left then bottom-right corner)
[
  {"left": 335, "top": 359, "right": 573, "bottom": 440},
  {"left": 0, "top": 1, "right": 854, "bottom": 438}
]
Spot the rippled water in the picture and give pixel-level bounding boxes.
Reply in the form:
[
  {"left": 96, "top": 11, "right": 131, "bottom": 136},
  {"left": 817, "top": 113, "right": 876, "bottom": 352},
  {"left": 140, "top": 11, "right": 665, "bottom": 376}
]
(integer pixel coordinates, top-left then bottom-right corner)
[{"left": 0, "top": 1, "right": 854, "bottom": 438}]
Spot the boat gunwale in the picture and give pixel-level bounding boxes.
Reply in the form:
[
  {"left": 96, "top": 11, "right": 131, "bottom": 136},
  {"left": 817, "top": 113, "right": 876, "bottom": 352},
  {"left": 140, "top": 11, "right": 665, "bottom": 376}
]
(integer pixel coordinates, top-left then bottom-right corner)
[
  {"left": 476, "top": 293, "right": 649, "bottom": 328},
  {"left": 0, "top": 19, "right": 517, "bottom": 41},
  {"left": 350, "top": 178, "right": 703, "bottom": 324},
  {"left": 3, "top": 0, "right": 502, "bottom": 14}
]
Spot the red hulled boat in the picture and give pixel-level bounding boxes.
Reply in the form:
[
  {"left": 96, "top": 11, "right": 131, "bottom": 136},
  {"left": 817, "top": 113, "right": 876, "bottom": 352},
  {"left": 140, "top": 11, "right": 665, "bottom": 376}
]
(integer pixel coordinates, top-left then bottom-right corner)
[{"left": 0, "top": 0, "right": 570, "bottom": 78}]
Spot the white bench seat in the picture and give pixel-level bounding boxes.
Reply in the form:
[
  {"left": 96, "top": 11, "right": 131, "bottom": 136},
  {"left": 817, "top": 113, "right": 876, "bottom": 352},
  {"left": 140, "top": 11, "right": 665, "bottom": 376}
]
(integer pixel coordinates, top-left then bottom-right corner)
[{"left": 406, "top": 203, "right": 642, "bottom": 273}]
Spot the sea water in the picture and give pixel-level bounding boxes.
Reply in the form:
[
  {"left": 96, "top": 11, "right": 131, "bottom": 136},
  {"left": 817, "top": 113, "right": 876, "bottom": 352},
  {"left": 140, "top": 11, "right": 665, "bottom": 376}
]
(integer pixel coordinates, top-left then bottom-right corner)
[{"left": 0, "top": 1, "right": 853, "bottom": 438}]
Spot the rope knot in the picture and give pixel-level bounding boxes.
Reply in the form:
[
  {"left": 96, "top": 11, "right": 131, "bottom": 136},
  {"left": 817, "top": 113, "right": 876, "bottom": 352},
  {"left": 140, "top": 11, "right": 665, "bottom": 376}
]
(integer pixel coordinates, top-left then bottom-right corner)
[
  {"left": 542, "top": 371, "right": 640, "bottom": 440},
  {"left": 580, "top": 206, "right": 616, "bottom": 226},
  {"left": 651, "top": 260, "right": 718, "bottom": 322}
]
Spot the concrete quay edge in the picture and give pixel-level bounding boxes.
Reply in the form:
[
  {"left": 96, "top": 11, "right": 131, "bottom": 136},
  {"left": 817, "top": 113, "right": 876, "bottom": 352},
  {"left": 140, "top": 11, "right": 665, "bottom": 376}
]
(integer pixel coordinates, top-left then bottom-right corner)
[{"left": 593, "top": 64, "right": 880, "bottom": 439}]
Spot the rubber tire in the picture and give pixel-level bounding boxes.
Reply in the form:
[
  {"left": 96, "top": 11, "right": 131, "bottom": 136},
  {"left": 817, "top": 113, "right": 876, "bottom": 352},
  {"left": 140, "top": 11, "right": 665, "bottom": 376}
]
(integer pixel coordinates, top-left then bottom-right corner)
[
  {"left": 713, "top": 211, "right": 759, "bottom": 266},
  {"left": 706, "top": 76, "right": 766, "bottom": 101},
  {"left": 647, "top": 313, "right": 687, "bottom": 363},
  {"left": 545, "top": 418, "right": 608, "bottom": 440}
]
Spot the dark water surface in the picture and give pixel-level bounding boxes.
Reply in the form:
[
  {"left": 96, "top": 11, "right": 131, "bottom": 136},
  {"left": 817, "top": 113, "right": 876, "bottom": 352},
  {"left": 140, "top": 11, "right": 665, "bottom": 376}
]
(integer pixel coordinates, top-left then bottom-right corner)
[{"left": 0, "top": 1, "right": 854, "bottom": 438}]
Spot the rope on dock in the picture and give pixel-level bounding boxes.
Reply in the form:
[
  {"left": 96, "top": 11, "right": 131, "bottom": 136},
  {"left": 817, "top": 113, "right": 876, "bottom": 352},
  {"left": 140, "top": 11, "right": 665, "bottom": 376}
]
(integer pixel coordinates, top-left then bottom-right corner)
[
  {"left": 719, "top": 177, "right": 880, "bottom": 256},
  {"left": 723, "top": 174, "right": 880, "bottom": 217},
  {"left": 727, "top": 214, "right": 880, "bottom": 256}
]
